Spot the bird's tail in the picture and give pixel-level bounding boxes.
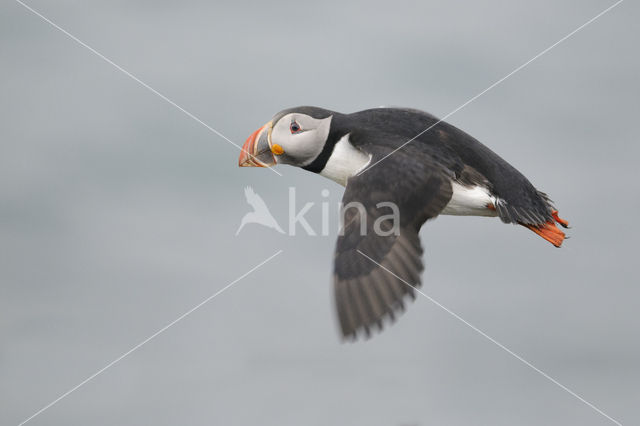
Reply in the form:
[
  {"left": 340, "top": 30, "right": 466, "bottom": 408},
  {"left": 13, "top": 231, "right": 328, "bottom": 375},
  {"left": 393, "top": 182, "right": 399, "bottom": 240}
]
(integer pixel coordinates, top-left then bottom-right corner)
[
  {"left": 521, "top": 210, "right": 569, "bottom": 248},
  {"left": 235, "top": 221, "right": 246, "bottom": 236}
]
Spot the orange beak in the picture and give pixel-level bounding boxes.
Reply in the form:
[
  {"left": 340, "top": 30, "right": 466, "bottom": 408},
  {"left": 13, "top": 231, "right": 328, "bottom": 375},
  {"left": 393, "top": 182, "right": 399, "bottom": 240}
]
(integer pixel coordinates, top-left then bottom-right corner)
[{"left": 238, "top": 121, "right": 276, "bottom": 167}]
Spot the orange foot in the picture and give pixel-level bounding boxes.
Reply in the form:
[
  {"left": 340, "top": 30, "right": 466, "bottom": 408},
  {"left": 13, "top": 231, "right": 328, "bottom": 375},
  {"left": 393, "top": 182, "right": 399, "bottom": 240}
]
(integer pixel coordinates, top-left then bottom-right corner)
[
  {"left": 552, "top": 210, "right": 570, "bottom": 228},
  {"left": 524, "top": 222, "right": 566, "bottom": 247}
]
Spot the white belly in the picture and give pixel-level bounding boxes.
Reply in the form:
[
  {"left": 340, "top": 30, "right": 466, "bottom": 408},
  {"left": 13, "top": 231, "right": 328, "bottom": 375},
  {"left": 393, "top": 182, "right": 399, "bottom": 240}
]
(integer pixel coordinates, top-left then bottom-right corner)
[
  {"left": 441, "top": 182, "right": 497, "bottom": 217},
  {"left": 319, "top": 139, "right": 495, "bottom": 217}
]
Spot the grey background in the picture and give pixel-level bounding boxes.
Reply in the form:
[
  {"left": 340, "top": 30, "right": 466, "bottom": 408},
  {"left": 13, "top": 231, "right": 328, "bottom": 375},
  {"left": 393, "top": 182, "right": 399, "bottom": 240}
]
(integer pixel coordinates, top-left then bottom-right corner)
[{"left": 1, "top": 0, "right": 638, "bottom": 425}]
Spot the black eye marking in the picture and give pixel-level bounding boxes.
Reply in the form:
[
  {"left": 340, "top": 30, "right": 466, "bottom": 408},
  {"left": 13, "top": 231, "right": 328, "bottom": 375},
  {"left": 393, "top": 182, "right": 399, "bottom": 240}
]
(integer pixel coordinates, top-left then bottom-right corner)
[{"left": 290, "top": 120, "right": 302, "bottom": 134}]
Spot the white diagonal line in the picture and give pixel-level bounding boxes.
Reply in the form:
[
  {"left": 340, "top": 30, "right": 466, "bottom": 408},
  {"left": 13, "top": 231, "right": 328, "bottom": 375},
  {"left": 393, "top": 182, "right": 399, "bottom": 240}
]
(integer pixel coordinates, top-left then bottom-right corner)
[
  {"left": 358, "top": 0, "right": 624, "bottom": 176},
  {"left": 356, "top": 249, "right": 622, "bottom": 426},
  {"left": 17, "top": 250, "right": 283, "bottom": 426},
  {"left": 14, "top": 0, "right": 283, "bottom": 177}
]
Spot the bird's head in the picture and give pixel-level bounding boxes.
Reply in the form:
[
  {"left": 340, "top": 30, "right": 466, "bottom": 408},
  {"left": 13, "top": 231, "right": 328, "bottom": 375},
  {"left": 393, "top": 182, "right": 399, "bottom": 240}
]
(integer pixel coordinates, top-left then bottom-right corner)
[{"left": 239, "top": 106, "right": 335, "bottom": 168}]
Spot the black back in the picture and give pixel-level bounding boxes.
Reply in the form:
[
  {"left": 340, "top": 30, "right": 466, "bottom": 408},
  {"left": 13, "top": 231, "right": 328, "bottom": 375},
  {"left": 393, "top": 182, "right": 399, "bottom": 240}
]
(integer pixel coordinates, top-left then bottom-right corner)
[{"left": 333, "top": 107, "right": 554, "bottom": 224}]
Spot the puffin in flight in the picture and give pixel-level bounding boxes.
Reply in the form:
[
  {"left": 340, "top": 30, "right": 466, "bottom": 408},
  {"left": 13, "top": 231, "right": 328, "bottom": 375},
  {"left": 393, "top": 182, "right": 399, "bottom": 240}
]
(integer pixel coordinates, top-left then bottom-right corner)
[{"left": 238, "top": 106, "right": 569, "bottom": 340}]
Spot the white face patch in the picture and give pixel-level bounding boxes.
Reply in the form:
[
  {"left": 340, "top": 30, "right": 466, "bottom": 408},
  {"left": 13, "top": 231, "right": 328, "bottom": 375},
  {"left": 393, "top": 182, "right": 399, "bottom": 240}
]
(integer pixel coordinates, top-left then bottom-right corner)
[
  {"left": 319, "top": 134, "right": 371, "bottom": 186},
  {"left": 270, "top": 113, "right": 332, "bottom": 166}
]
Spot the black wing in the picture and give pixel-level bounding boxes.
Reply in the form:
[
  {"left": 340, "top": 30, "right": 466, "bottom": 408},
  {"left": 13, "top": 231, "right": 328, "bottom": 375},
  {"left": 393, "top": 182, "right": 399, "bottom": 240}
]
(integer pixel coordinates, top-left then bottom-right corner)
[{"left": 334, "top": 143, "right": 453, "bottom": 340}]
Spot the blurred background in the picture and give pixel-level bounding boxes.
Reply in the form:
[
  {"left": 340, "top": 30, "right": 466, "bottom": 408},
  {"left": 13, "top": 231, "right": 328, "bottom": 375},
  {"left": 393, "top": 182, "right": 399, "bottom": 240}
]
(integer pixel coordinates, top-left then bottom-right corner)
[{"left": 1, "top": 0, "right": 638, "bottom": 425}]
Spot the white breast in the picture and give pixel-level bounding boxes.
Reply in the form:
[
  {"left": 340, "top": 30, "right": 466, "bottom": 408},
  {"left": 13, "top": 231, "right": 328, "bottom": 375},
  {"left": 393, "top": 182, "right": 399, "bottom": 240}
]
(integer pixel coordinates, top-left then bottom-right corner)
[
  {"left": 319, "top": 134, "right": 372, "bottom": 186},
  {"left": 320, "top": 139, "right": 495, "bottom": 218},
  {"left": 441, "top": 182, "right": 497, "bottom": 217}
]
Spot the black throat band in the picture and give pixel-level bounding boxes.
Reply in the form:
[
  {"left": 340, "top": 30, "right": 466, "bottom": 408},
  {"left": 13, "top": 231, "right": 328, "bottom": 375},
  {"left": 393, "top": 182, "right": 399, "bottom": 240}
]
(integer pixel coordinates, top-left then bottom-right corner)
[{"left": 301, "top": 130, "right": 346, "bottom": 174}]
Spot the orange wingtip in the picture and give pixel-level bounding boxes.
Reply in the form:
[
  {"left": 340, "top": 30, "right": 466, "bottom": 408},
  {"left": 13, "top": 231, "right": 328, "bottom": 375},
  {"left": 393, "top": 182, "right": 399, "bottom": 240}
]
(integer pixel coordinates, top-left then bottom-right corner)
[{"left": 524, "top": 221, "right": 566, "bottom": 247}]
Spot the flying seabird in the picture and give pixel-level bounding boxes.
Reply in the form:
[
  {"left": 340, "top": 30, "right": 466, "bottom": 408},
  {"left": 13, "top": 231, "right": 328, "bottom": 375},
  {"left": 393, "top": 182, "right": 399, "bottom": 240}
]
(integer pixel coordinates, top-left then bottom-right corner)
[{"left": 238, "top": 106, "right": 569, "bottom": 340}]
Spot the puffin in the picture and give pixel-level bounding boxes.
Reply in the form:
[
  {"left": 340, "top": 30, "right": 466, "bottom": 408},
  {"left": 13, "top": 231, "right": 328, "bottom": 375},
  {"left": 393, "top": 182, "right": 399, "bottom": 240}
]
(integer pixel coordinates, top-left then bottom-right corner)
[{"left": 238, "top": 106, "right": 569, "bottom": 340}]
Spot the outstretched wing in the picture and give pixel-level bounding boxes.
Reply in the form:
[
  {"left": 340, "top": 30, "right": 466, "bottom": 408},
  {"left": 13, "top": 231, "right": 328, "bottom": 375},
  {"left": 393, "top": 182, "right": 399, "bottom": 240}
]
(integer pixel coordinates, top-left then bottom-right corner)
[
  {"left": 334, "top": 143, "right": 453, "bottom": 339},
  {"left": 244, "top": 186, "right": 270, "bottom": 213}
]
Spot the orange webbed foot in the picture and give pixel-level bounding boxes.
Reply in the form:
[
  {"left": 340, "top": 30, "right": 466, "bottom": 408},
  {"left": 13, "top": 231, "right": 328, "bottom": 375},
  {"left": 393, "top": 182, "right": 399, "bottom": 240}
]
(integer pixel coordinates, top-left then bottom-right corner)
[{"left": 551, "top": 210, "right": 570, "bottom": 228}]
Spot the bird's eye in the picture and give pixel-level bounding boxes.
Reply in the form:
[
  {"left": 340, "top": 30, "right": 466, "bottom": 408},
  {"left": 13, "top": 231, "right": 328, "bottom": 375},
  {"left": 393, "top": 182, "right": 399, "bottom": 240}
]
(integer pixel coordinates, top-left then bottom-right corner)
[{"left": 290, "top": 121, "right": 302, "bottom": 134}]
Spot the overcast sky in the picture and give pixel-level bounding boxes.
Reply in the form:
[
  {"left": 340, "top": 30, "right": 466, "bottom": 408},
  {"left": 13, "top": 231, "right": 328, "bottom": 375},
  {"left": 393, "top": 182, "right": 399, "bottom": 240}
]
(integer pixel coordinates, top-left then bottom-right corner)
[{"left": 1, "top": 1, "right": 638, "bottom": 425}]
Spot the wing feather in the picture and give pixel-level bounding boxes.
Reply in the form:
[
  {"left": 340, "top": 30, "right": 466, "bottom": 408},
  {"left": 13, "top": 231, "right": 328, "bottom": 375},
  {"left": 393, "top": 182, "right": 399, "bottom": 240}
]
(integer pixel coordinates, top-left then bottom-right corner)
[{"left": 333, "top": 144, "right": 453, "bottom": 339}]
